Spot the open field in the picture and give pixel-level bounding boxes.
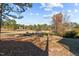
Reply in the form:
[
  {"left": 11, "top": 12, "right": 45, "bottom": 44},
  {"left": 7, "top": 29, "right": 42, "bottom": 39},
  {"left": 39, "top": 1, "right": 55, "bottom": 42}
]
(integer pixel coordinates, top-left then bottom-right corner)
[{"left": 1, "top": 31, "right": 79, "bottom": 56}]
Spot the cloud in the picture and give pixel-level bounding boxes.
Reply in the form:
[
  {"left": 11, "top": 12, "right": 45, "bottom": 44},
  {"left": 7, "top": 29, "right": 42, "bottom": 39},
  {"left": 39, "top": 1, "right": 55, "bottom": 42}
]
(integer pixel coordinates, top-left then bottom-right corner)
[
  {"left": 43, "top": 14, "right": 51, "bottom": 17},
  {"left": 68, "top": 13, "right": 73, "bottom": 17},
  {"left": 74, "top": 9, "right": 78, "bottom": 12},
  {"left": 30, "top": 12, "right": 40, "bottom": 16},
  {"left": 67, "top": 10, "right": 71, "bottom": 13},
  {"left": 42, "top": 11, "right": 60, "bottom": 19},
  {"left": 47, "top": 3, "right": 63, "bottom": 8},
  {"left": 36, "top": 13, "right": 39, "bottom": 16},
  {"left": 30, "top": 13, "right": 33, "bottom": 15},
  {"left": 54, "top": 11, "right": 60, "bottom": 14},
  {"left": 43, "top": 14, "right": 52, "bottom": 19},
  {"left": 40, "top": 3, "right": 46, "bottom": 8},
  {"left": 44, "top": 8, "right": 52, "bottom": 11},
  {"left": 74, "top": 3, "right": 79, "bottom": 6},
  {"left": 40, "top": 3, "right": 63, "bottom": 11}
]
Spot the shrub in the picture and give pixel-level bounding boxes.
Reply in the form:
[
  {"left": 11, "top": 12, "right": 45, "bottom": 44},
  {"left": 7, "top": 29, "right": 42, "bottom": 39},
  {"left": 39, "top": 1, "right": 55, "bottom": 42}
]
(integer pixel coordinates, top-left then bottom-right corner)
[
  {"left": 76, "top": 36, "right": 79, "bottom": 38},
  {"left": 75, "top": 33, "right": 79, "bottom": 38},
  {"left": 63, "top": 31, "right": 77, "bottom": 38}
]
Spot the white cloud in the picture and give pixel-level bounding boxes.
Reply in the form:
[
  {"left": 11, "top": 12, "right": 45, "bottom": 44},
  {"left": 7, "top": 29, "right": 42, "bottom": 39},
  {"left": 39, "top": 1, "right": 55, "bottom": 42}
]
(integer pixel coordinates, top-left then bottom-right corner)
[
  {"left": 44, "top": 8, "right": 52, "bottom": 11},
  {"left": 74, "top": 9, "right": 78, "bottom": 12},
  {"left": 47, "top": 3, "right": 63, "bottom": 8},
  {"left": 43, "top": 11, "right": 60, "bottom": 19},
  {"left": 30, "top": 13, "right": 33, "bottom": 15},
  {"left": 36, "top": 13, "right": 39, "bottom": 16},
  {"left": 43, "top": 14, "right": 51, "bottom": 18},
  {"left": 30, "top": 13, "right": 40, "bottom": 16},
  {"left": 74, "top": 3, "right": 79, "bottom": 6},
  {"left": 42, "top": 14, "right": 52, "bottom": 19},
  {"left": 68, "top": 13, "right": 73, "bottom": 17},
  {"left": 67, "top": 10, "right": 71, "bottom": 13},
  {"left": 40, "top": 3, "right": 63, "bottom": 11},
  {"left": 40, "top": 3, "right": 46, "bottom": 8},
  {"left": 54, "top": 11, "right": 59, "bottom": 14}
]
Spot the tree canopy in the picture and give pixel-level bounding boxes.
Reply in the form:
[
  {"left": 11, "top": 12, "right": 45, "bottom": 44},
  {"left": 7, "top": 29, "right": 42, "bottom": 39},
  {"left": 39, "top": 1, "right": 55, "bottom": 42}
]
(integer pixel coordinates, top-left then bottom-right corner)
[{"left": 1, "top": 3, "right": 32, "bottom": 19}]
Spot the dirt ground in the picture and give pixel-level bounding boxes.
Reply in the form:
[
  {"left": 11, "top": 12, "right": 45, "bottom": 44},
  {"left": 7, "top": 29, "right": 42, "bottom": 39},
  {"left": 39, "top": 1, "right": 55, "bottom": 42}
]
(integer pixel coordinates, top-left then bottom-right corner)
[{"left": 0, "top": 31, "right": 78, "bottom": 56}]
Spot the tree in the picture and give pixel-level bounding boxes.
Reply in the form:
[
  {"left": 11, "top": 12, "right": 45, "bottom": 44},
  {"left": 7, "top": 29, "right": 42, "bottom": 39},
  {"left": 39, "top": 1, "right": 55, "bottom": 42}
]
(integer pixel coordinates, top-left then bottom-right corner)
[
  {"left": 33, "top": 24, "right": 37, "bottom": 30},
  {"left": 52, "top": 12, "right": 72, "bottom": 36},
  {"left": 10, "top": 19, "right": 17, "bottom": 30},
  {"left": 62, "top": 13, "right": 71, "bottom": 31},
  {"left": 1, "top": 3, "right": 32, "bottom": 19},
  {"left": 52, "top": 13, "right": 63, "bottom": 35},
  {"left": 34, "top": 24, "right": 44, "bottom": 31},
  {"left": 3, "top": 19, "right": 17, "bottom": 30},
  {"left": 0, "top": 4, "right": 2, "bottom": 29},
  {"left": 0, "top": 3, "right": 32, "bottom": 31}
]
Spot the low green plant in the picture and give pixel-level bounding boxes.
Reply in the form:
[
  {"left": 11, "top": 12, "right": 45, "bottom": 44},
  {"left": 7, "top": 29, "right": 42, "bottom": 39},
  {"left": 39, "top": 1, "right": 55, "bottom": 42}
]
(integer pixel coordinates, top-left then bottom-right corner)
[
  {"left": 75, "top": 33, "right": 79, "bottom": 38},
  {"left": 63, "top": 31, "right": 78, "bottom": 38}
]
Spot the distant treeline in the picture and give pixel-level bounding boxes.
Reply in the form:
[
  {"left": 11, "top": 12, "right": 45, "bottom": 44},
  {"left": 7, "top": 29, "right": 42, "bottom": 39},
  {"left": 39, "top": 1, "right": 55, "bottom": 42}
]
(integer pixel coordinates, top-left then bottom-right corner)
[
  {"left": 1, "top": 19, "right": 53, "bottom": 31},
  {"left": 1, "top": 19, "right": 79, "bottom": 32}
]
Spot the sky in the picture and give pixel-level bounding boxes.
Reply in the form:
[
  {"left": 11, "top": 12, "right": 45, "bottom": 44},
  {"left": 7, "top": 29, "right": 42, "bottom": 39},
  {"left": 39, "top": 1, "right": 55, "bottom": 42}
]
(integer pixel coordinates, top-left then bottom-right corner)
[{"left": 15, "top": 3, "right": 79, "bottom": 25}]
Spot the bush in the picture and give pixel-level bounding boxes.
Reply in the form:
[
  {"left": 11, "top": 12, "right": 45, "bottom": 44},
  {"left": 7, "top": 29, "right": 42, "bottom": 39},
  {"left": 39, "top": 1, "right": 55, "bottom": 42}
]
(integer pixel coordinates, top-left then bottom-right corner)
[
  {"left": 76, "top": 36, "right": 79, "bottom": 38},
  {"left": 63, "top": 31, "right": 77, "bottom": 38},
  {"left": 75, "top": 33, "right": 79, "bottom": 38}
]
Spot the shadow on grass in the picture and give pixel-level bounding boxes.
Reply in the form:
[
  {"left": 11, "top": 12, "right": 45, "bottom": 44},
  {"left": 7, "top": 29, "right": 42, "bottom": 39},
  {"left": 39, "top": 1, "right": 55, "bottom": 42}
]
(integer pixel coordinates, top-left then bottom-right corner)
[
  {"left": 58, "top": 38, "right": 79, "bottom": 56},
  {"left": 0, "top": 41, "right": 48, "bottom": 56}
]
